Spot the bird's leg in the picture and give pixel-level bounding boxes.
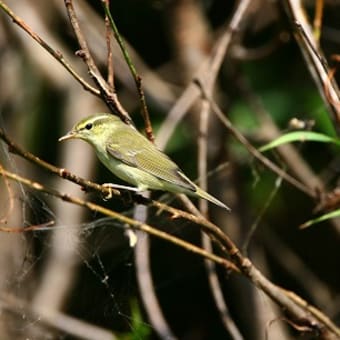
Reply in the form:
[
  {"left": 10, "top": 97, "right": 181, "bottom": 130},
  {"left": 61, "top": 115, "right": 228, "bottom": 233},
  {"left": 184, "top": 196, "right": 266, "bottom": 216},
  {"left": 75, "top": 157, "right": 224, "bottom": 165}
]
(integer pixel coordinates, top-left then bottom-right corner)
[
  {"left": 103, "top": 183, "right": 140, "bottom": 192},
  {"left": 102, "top": 183, "right": 140, "bottom": 201}
]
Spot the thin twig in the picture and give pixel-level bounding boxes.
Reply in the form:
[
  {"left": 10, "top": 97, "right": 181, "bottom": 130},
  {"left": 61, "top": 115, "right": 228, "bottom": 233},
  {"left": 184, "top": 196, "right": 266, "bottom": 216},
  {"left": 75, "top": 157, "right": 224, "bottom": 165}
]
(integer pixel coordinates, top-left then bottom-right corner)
[
  {"left": 242, "top": 175, "right": 283, "bottom": 254},
  {"left": 194, "top": 81, "right": 316, "bottom": 198},
  {"left": 64, "top": 0, "right": 132, "bottom": 124},
  {"left": 313, "top": 0, "right": 324, "bottom": 42},
  {"left": 284, "top": 289, "right": 340, "bottom": 337},
  {"left": 104, "top": 0, "right": 114, "bottom": 89},
  {"left": 283, "top": 0, "right": 340, "bottom": 129},
  {"left": 0, "top": 221, "right": 55, "bottom": 233},
  {"left": 101, "top": 1, "right": 154, "bottom": 141}
]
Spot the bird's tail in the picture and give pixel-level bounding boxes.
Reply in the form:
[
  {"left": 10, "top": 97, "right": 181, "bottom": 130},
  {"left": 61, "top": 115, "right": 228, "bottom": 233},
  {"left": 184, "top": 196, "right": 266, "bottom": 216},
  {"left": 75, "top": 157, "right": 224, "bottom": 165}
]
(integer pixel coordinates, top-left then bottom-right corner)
[{"left": 195, "top": 187, "right": 231, "bottom": 211}]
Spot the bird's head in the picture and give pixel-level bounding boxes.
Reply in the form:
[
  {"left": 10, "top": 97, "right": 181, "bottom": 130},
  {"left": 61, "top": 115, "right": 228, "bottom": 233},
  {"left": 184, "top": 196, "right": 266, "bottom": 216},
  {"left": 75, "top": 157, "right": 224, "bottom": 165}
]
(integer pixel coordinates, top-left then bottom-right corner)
[{"left": 59, "top": 113, "right": 122, "bottom": 146}]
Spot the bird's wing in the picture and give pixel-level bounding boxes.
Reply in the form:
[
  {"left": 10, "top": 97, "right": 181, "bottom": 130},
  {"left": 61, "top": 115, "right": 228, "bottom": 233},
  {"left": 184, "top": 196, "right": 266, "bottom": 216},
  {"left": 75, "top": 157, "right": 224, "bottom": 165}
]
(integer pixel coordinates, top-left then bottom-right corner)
[{"left": 106, "top": 136, "right": 196, "bottom": 192}]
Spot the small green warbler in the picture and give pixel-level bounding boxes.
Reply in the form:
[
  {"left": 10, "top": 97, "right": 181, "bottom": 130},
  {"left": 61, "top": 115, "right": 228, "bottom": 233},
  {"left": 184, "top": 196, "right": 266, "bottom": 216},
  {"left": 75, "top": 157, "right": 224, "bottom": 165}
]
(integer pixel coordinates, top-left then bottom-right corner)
[{"left": 59, "top": 113, "right": 230, "bottom": 210}]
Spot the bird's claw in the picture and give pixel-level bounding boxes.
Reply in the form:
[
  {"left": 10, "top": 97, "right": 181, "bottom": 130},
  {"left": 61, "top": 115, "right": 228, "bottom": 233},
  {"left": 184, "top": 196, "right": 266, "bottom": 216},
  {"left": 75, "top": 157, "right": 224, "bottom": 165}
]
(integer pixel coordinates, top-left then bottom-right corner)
[{"left": 101, "top": 183, "right": 140, "bottom": 201}]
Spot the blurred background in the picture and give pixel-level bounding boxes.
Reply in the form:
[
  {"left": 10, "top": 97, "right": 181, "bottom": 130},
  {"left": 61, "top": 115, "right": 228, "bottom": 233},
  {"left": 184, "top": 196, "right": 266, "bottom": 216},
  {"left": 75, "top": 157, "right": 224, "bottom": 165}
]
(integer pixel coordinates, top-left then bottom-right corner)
[{"left": 0, "top": 0, "right": 340, "bottom": 339}]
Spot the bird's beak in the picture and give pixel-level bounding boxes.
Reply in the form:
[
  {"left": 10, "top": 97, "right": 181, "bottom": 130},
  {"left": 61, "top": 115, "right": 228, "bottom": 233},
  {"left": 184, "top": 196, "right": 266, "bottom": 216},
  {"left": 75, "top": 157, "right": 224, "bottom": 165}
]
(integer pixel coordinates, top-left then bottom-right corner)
[{"left": 58, "top": 130, "right": 76, "bottom": 142}]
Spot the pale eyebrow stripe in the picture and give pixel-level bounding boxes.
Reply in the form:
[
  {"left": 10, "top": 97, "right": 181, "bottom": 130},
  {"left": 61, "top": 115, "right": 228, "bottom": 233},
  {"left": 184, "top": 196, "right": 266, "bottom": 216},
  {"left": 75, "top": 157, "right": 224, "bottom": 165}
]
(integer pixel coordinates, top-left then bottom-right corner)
[{"left": 83, "top": 115, "right": 112, "bottom": 128}]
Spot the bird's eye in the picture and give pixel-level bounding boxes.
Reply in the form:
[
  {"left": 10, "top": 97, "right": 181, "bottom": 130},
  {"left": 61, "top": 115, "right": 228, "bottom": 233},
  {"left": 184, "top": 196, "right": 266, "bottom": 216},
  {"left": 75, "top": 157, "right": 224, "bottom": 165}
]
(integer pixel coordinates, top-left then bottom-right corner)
[{"left": 85, "top": 123, "right": 93, "bottom": 130}]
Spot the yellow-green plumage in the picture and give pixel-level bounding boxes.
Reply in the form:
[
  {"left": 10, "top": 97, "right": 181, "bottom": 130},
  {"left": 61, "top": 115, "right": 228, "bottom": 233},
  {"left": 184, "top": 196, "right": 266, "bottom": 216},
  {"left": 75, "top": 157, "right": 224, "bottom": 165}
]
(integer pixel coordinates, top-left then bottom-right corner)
[{"left": 59, "top": 113, "right": 230, "bottom": 210}]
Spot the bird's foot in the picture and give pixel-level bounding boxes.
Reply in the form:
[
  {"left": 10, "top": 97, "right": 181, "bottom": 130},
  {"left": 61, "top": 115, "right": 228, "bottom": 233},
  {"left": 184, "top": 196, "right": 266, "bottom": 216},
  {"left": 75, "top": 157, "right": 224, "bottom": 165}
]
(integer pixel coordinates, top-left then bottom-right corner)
[{"left": 102, "top": 183, "right": 140, "bottom": 201}]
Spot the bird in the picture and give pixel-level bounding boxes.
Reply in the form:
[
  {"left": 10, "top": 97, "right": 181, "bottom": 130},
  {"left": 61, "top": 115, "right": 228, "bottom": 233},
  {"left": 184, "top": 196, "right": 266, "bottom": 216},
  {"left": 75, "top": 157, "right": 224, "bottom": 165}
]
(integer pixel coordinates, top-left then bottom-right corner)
[{"left": 59, "top": 113, "right": 230, "bottom": 210}]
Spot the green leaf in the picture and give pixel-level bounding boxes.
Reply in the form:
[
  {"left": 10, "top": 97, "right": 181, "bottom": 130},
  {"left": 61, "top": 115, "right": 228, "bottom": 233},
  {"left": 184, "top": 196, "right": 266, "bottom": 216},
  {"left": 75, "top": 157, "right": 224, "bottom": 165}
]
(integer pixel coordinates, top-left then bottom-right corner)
[
  {"left": 259, "top": 131, "right": 340, "bottom": 152},
  {"left": 300, "top": 209, "right": 340, "bottom": 229}
]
